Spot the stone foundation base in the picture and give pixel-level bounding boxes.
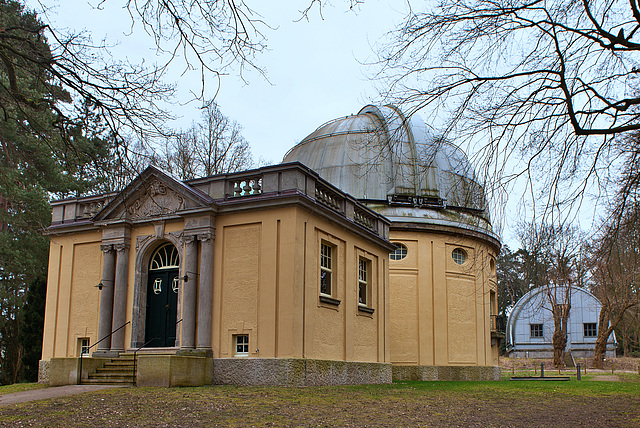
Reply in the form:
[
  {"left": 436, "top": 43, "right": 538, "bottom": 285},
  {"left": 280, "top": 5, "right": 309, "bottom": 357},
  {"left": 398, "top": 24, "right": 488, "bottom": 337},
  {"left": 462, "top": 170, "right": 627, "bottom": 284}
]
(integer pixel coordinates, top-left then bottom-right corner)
[
  {"left": 39, "top": 358, "right": 501, "bottom": 386},
  {"left": 38, "top": 360, "right": 50, "bottom": 384},
  {"left": 213, "top": 358, "right": 392, "bottom": 386},
  {"left": 39, "top": 357, "right": 391, "bottom": 387},
  {"left": 392, "top": 365, "right": 501, "bottom": 381}
]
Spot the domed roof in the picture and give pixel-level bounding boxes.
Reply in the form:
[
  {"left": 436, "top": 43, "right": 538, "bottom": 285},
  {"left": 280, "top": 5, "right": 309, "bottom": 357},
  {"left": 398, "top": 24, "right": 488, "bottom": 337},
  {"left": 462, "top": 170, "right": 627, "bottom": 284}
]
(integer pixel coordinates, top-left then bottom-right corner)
[{"left": 284, "top": 105, "right": 490, "bottom": 228}]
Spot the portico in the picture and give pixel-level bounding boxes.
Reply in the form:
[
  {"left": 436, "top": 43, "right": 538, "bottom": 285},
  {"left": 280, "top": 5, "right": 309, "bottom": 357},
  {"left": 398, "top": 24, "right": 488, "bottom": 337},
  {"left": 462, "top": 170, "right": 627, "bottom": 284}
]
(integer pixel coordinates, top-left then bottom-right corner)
[{"left": 89, "top": 167, "right": 217, "bottom": 356}]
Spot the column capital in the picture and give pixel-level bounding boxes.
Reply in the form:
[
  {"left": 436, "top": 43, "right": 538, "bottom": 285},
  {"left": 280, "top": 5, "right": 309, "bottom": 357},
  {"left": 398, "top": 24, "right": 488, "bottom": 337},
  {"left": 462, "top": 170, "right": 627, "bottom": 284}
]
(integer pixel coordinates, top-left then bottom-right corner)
[
  {"left": 100, "top": 244, "right": 114, "bottom": 253},
  {"left": 182, "top": 234, "right": 198, "bottom": 245},
  {"left": 197, "top": 232, "right": 214, "bottom": 243},
  {"left": 113, "top": 242, "right": 130, "bottom": 252}
]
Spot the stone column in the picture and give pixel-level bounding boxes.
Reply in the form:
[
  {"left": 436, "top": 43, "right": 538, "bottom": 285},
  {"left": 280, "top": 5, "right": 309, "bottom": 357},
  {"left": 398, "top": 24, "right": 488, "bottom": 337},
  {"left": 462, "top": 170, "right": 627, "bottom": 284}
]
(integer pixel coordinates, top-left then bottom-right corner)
[
  {"left": 97, "top": 244, "right": 116, "bottom": 351},
  {"left": 111, "top": 243, "right": 130, "bottom": 352},
  {"left": 181, "top": 234, "right": 198, "bottom": 349},
  {"left": 197, "top": 232, "right": 214, "bottom": 350}
]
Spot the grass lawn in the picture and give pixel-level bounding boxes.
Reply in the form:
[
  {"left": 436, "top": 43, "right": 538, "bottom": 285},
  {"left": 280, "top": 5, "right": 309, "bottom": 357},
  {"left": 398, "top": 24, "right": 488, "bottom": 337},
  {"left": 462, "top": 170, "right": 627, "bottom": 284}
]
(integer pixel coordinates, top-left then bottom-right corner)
[
  {"left": 502, "top": 369, "right": 640, "bottom": 382},
  {"left": 1, "top": 379, "right": 639, "bottom": 427},
  {"left": 0, "top": 383, "right": 46, "bottom": 395}
]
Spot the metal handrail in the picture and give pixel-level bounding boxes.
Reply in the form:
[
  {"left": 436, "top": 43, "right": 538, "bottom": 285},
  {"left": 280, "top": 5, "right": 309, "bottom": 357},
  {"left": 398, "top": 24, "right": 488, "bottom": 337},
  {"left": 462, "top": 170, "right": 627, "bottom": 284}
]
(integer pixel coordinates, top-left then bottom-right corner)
[
  {"left": 132, "top": 318, "right": 183, "bottom": 386},
  {"left": 78, "top": 321, "right": 131, "bottom": 385}
]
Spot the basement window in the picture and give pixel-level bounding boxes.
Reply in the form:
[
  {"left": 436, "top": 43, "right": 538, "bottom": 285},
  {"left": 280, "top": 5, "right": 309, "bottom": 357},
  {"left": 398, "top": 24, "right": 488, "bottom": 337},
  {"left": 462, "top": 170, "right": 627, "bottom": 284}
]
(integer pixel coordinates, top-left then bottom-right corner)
[
  {"left": 78, "top": 338, "right": 90, "bottom": 356},
  {"left": 235, "top": 334, "right": 249, "bottom": 357}
]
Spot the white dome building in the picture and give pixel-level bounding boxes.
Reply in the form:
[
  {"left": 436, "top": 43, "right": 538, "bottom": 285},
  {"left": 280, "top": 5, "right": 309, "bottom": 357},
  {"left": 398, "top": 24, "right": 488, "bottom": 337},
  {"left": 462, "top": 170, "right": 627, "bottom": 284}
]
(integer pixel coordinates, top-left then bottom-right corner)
[
  {"left": 285, "top": 105, "right": 502, "bottom": 380},
  {"left": 506, "top": 286, "right": 616, "bottom": 359}
]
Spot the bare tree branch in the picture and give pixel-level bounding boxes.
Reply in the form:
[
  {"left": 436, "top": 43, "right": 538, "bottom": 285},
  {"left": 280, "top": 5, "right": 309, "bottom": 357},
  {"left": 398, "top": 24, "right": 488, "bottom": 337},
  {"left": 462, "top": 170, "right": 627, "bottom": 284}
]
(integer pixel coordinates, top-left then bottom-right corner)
[{"left": 376, "top": 0, "right": 640, "bottom": 222}]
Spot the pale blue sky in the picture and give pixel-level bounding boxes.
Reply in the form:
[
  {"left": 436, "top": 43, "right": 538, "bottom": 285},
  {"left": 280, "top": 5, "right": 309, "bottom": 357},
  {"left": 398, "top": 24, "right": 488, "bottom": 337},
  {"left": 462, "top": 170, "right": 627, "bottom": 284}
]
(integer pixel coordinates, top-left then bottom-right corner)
[
  {"left": 27, "top": 0, "right": 581, "bottom": 246},
  {"left": 30, "top": 0, "right": 405, "bottom": 164}
]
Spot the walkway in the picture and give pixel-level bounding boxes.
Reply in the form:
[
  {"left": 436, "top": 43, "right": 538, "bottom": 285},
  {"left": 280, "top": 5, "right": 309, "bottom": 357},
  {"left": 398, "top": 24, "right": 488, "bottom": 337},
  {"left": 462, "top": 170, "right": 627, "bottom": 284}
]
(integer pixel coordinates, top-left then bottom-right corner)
[{"left": 0, "top": 385, "right": 126, "bottom": 406}]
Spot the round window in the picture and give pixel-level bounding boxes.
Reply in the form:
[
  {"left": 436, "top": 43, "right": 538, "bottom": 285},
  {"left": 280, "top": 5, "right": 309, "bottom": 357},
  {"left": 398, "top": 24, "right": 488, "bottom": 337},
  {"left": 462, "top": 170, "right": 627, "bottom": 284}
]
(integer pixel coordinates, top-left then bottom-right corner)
[
  {"left": 390, "top": 243, "right": 408, "bottom": 261},
  {"left": 452, "top": 248, "right": 467, "bottom": 265}
]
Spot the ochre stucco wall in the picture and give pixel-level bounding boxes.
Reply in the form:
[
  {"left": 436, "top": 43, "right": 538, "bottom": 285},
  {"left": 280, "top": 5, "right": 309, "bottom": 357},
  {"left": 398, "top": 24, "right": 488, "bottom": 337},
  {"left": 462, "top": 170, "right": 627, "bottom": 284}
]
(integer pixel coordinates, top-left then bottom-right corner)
[
  {"left": 388, "top": 230, "right": 498, "bottom": 367},
  {"left": 43, "top": 207, "right": 496, "bottom": 370},
  {"left": 42, "top": 231, "right": 102, "bottom": 360},
  {"left": 303, "top": 213, "right": 388, "bottom": 363},
  {"left": 212, "top": 206, "right": 388, "bottom": 363}
]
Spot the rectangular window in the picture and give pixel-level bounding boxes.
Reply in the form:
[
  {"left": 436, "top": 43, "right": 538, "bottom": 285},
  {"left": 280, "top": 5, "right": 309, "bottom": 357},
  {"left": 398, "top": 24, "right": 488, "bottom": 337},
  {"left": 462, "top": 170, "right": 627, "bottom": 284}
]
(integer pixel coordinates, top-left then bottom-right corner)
[
  {"left": 235, "top": 334, "right": 249, "bottom": 356},
  {"left": 358, "top": 258, "right": 368, "bottom": 306},
  {"left": 530, "top": 323, "right": 543, "bottom": 338},
  {"left": 78, "top": 338, "right": 90, "bottom": 356},
  {"left": 584, "top": 323, "right": 597, "bottom": 338},
  {"left": 320, "top": 243, "right": 333, "bottom": 296}
]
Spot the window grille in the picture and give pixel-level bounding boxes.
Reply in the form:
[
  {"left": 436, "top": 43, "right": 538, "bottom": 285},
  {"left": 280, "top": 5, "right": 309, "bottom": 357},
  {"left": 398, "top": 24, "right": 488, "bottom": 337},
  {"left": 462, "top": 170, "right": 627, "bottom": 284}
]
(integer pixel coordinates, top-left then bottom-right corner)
[
  {"left": 235, "top": 335, "right": 249, "bottom": 356},
  {"left": 530, "top": 323, "right": 543, "bottom": 338},
  {"left": 452, "top": 248, "right": 467, "bottom": 265},
  {"left": 150, "top": 243, "right": 180, "bottom": 270},
  {"left": 390, "top": 244, "right": 407, "bottom": 261},
  {"left": 320, "top": 243, "right": 333, "bottom": 296}
]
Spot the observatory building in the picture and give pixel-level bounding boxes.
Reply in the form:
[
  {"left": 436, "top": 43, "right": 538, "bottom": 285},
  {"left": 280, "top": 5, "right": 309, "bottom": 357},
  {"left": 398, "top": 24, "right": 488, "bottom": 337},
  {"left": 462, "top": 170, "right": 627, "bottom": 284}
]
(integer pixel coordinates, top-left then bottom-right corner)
[
  {"left": 284, "top": 105, "right": 501, "bottom": 379},
  {"left": 39, "top": 105, "right": 501, "bottom": 386},
  {"left": 506, "top": 286, "right": 616, "bottom": 359}
]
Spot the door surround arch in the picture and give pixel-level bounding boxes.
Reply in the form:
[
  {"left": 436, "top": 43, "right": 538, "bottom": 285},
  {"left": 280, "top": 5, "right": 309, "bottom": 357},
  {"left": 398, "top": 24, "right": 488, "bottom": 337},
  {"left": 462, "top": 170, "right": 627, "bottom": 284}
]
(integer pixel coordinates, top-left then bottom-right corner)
[
  {"left": 146, "top": 242, "right": 180, "bottom": 347},
  {"left": 131, "top": 232, "right": 183, "bottom": 348}
]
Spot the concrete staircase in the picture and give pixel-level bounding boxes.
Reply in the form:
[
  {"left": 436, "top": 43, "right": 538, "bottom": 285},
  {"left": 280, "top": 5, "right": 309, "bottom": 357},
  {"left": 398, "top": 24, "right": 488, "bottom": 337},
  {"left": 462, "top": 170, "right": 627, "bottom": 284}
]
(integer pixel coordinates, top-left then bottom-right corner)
[{"left": 83, "top": 355, "right": 136, "bottom": 385}]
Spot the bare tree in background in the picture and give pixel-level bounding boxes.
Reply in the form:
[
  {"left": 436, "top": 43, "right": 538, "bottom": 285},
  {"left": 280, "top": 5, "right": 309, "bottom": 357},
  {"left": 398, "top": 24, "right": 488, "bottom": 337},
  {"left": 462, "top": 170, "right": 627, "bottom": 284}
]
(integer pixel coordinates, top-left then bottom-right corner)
[
  {"left": 6, "top": 0, "right": 267, "bottom": 187},
  {"left": 588, "top": 134, "right": 640, "bottom": 367},
  {"left": 520, "top": 223, "right": 585, "bottom": 367},
  {"left": 375, "top": 0, "right": 640, "bottom": 219},
  {"left": 154, "top": 102, "right": 253, "bottom": 180},
  {"left": 589, "top": 212, "right": 640, "bottom": 367},
  {"left": 496, "top": 245, "right": 529, "bottom": 319}
]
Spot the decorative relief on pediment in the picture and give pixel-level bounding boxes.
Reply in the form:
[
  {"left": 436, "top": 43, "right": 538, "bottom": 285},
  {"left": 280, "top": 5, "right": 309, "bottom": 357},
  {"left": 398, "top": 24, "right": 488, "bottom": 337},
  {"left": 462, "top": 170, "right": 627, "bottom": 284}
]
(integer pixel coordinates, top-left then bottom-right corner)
[{"left": 127, "top": 180, "right": 185, "bottom": 219}]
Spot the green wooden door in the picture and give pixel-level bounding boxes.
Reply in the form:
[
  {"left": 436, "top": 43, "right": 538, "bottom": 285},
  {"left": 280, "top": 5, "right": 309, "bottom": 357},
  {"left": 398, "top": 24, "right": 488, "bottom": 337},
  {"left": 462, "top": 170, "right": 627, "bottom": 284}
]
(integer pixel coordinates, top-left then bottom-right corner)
[{"left": 145, "top": 268, "right": 179, "bottom": 347}]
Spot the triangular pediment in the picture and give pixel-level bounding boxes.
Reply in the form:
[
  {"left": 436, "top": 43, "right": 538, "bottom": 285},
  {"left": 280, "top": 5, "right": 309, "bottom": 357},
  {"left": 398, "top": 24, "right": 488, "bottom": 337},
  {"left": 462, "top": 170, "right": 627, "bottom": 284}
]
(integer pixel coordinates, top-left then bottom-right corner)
[{"left": 94, "top": 166, "right": 214, "bottom": 223}]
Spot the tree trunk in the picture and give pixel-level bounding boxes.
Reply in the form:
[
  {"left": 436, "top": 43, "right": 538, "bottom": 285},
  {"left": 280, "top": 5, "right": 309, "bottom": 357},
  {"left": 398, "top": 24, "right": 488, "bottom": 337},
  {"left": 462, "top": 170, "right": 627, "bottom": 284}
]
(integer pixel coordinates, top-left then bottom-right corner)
[
  {"left": 593, "top": 333, "right": 610, "bottom": 369},
  {"left": 593, "top": 306, "right": 610, "bottom": 369},
  {"left": 552, "top": 329, "right": 567, "bottom": 367},
  {"left": 552, "top": 300, "right": 570, "bottom": 368},
  {"left": 593, "top": 302, "right": 635, "bottom": 368},
  {"left": 622, "top": 318, "right": 630, "bottom": 357}
]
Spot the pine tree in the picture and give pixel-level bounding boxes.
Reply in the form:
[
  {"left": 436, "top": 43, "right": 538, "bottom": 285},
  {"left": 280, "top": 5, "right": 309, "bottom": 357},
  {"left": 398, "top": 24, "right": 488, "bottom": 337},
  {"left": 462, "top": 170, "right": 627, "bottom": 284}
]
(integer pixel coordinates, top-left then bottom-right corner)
[{"left": 0, "top": 0, "right": 109, "bottom": 383}]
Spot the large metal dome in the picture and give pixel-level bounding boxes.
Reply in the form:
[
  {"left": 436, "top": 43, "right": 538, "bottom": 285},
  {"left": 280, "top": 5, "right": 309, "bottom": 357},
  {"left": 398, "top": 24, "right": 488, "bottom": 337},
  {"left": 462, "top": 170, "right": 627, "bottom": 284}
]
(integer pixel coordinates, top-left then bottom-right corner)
[{"left": 284, "top": 105, "right": 494, "bottom": 233}]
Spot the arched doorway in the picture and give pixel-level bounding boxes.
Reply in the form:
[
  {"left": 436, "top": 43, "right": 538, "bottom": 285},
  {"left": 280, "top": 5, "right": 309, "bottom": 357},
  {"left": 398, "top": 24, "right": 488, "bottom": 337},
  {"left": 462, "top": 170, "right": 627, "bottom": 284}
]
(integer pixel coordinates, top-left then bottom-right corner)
[{"left": 145, "top": 243, "right": 180, "bottom": 347}]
